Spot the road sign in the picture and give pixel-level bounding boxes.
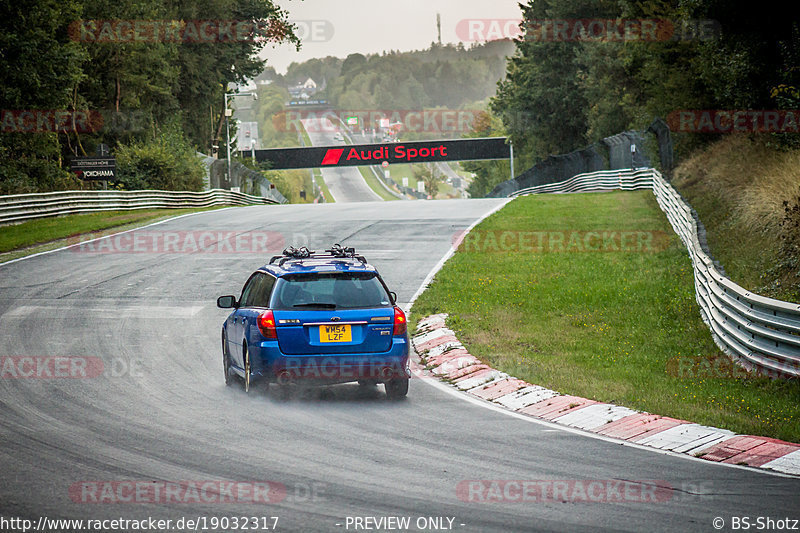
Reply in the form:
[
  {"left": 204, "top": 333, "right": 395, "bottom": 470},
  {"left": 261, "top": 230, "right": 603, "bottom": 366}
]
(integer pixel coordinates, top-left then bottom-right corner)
[
  {"left": 246, "top": 137, "right": 510, "bottom": 170},
  {"left": 69, "top": 157, "right": 116, "bottom": 181}
]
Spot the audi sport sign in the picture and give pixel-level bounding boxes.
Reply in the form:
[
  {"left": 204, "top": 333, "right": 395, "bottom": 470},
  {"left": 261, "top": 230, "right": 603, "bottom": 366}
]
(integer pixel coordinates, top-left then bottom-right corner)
[{"left": 245, "top": 137, "right": 510, "bottom": 170}]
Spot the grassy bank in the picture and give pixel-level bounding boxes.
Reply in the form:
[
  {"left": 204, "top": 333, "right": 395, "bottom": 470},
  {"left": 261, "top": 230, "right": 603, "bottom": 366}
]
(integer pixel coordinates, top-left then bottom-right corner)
[
  {"left": 357, "top": 166, "right": 400, "bottom": 201},
  {"left": 298, "top": 127, "right": 334, "bottom": 203},
  {"left": 0, "top": 207, "right": 223, "bottom": 261},
  {"left": 672, "top": 135, "right": 800, "bottom": 302},
  {"left": 265, "top": 168, "right": 315, "bottom": 204},
  {"left": 411, "top": 191, "right": 800, "bottom": 442},
  {"left": 313, "top": 168, "right": 335, "bottom": 203}
]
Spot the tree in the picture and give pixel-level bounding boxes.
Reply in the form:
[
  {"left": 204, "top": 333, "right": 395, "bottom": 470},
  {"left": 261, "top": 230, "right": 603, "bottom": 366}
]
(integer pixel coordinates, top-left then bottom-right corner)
[
  {"left": 0, "top": 0, "right": 86, "bottom": 193},
  {"left": 415, "top": 164, "right": 441, "bottom": 199},
  {"left": 0, "top": 0, "right": 300, "bottom": 194}
]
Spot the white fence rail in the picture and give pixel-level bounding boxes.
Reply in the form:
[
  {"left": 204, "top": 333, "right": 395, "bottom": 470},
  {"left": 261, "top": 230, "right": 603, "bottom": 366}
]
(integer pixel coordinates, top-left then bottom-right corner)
[
  {"left": 510, "top": 168, "right": 800, "bottom": 378},
  {"left": 0, "top": 189, "right": 283, "bottom": 225}
]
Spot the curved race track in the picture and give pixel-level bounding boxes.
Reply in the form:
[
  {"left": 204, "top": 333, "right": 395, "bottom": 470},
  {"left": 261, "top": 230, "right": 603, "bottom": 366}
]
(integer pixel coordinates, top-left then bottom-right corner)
[
  {"left": 301, "top": 116, "right": 383, "bottom": 203},
  {"left": 0, "top": 199, "right": 798, "bottom": 533}
]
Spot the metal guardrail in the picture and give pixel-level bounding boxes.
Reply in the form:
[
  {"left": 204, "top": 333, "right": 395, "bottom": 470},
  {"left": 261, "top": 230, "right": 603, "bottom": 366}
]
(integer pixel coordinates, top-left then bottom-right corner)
[
  {"left": 510, "top": 168, "right": 800, "bottom": 378},
  {"left": 509, "top": 168, "right": 655, "bottom": 196},
  {"left": 0, "top": 189, "right": 283, "bottom": 225}
]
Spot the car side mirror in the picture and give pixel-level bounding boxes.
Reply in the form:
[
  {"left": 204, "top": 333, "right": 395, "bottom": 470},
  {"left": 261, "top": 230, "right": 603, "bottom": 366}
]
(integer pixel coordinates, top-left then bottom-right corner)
[
  {"left": 389, "top": 291, "right": 397, "bottom": 304},
  {"left": 217, "top": 295, "right": 238, "bottom": 308}
]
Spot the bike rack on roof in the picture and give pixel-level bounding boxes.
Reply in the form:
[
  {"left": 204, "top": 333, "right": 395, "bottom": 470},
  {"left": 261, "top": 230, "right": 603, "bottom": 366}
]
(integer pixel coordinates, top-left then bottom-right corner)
[{"left": 269, "top": 244, "right": 368, "bottom": 267}]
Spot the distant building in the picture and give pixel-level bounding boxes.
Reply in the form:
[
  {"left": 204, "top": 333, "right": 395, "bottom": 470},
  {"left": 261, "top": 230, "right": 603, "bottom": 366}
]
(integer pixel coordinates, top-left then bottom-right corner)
[
  {"left": 234, "top": 81, "right": 258, "bottom": 93},
  {"left": 288, "top": 78, "right": 321, "bottom": 99}
]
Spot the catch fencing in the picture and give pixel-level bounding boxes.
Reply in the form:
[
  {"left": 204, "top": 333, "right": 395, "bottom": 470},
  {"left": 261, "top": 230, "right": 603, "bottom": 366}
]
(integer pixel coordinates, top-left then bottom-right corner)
[
  {"left": 0, "top": 189, "right": 284, "bottom": 225},
  {"left": 510, "top": 168, "right": 800, "bottom": 379},
  {"left": 488, "top": 118, "right": 674, "bottom": 198}
]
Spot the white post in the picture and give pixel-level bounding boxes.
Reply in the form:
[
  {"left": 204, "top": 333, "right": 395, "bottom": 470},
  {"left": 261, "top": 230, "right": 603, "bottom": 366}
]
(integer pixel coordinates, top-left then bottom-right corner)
[
  {"left": 509, "top": 140, "right": 514, "bottom": 181},
  {"left": 225, "top": 93, "right": 231, "bottom": 186}
]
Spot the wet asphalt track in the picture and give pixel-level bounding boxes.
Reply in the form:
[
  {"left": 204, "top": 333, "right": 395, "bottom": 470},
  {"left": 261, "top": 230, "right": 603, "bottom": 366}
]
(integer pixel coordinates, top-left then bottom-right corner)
[
  {"left": 0, "top": 199, "right": 798, "bottom": 533},
  {"left": 302, "top": 117, "right": 383, "bottom": 203}
]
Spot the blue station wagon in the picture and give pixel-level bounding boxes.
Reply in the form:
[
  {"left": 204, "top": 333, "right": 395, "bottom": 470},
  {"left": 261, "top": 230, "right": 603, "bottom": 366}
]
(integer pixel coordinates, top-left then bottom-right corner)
[{"left": 217, "top": 245, "right": 410, "bottom": 399}]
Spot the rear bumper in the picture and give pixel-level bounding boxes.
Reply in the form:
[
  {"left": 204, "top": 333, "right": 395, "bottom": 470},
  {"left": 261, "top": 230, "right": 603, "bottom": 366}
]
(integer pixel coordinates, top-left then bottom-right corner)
[{"left": 251, "top": 337, "right": 410, "bottom": 385}]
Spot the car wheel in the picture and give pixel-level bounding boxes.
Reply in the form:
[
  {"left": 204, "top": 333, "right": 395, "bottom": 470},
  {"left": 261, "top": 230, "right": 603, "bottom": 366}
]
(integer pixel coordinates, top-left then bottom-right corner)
[
  {"left": 222, "top": 331, "right": 233, "bottom": 387},
  {"left": 242, "top": 343, "right": 252, "bottom": 392},
  {"left": 384, "top": 378, "right": 409, "bottom": 400},
  {"left": 243, "top": 343, "right": 268, "bottom": 395}
]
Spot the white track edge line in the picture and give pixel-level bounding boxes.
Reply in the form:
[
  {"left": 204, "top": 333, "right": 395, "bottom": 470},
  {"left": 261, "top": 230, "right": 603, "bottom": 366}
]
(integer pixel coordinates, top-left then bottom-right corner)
[
  {"left": 407, "top": 198, "right": 512, "bottom": 310},
  {"left": 0, "top": 207, "right": 238, "bottom": 268}
]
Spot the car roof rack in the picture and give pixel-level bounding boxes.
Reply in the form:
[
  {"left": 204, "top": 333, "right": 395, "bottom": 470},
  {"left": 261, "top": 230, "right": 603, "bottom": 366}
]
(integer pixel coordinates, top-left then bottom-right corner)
[{"left": 269, "top": 244, "right": 368, "bottom": 267}]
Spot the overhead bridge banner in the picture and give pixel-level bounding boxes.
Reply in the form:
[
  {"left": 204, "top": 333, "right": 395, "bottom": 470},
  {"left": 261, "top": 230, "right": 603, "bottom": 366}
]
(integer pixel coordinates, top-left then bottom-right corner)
[{"left": 244, "top": 137, "right": 510, "bottom": 170}]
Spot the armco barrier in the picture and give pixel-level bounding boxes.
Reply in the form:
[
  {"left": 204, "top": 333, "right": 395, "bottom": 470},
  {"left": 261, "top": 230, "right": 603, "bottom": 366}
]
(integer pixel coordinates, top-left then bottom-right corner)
[
  {"left": 0, "top": 189, "right": 285, "bottom": 225},
  {"left": 509, "top": 168, "right": 800, "bottom": 379}
]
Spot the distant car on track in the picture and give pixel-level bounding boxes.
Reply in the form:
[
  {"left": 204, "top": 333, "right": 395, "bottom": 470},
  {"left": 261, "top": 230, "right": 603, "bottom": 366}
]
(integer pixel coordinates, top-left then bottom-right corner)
[{"left": 217, "top": 245, "right": 410, "bottom": 399}]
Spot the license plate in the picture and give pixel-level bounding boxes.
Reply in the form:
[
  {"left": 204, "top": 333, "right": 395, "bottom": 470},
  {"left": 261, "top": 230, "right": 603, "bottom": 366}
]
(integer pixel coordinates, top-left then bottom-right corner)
[{"left": 319, "top": 324, "right": 351, "bottom": 343}]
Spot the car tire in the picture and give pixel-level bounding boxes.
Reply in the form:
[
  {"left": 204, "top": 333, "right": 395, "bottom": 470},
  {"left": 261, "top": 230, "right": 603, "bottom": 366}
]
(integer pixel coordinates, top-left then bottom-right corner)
[
  {"left": 243, "top": 343, "right": 251, "bottom": 393},
  {"left": 222, "top": 330, "right": 233, "bottom": 387},
  {"left": 243, "top": 343, "right": 268, "bottom": 395},
  {"left": 384, "top": 378, "right": 409, "bottom": 400}
]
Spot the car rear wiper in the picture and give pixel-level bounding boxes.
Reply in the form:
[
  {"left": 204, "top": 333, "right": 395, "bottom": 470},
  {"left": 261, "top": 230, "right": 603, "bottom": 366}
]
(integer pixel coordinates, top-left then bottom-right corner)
[{"left": 292, "top": 303, "right": 337, "bottom": 309}]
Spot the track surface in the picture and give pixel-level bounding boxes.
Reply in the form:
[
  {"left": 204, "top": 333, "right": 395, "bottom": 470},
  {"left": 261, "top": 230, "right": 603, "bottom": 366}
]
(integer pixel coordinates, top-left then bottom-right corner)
[
  {"left": 0, "top": 200, "right": 798, "bottom": 532},
  {"left": 302, "top": 117, "right": 382, "bottom": 203}
]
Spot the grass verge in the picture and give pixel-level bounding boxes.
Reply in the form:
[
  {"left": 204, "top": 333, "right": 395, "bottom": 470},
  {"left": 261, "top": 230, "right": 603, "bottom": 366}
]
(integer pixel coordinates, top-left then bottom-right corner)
[
  {"left": 672, "top": 135, "right": 800, "bottom": 302},
  {"left": 357, "top": 166, "right": 400, "bottom": 201},
  {"left": 314, "top": 168, "right": 335, "bottom": 203},
  {"left": 298, "top": 126, "right": 334, "bottom": 203},
  {"left": 410, "top": 190, "right": 800, "bottom": 443},
  {"left": 264, "top": 169, "right": 315, "bottom": 204},
  {"left": 0, "top": 207, "right": 225, "bottom": 262}
]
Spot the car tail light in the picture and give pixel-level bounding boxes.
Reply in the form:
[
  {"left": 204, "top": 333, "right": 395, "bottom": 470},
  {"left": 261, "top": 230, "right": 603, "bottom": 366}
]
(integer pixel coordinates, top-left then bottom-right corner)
[
  {"left": 393, "top": 306, "right": 407, "bottom": 336},
  {"left": 258, "top": 310, "right": 277, "bottom": 339}
]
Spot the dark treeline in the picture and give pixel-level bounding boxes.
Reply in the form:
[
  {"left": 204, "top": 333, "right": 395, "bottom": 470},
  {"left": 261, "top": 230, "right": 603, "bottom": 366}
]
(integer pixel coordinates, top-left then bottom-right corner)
[
  {"left": 267, "top": 40, "right": 514, "bottom": 112},
  {"left": 245, "top": 41, "right": 514, "bottom": 151},
  {"left": 0, "top": 0, "right": 299, "bottom": 194},
  {"left": 466, "top": 0, "right": 800, "bottom": 198}
]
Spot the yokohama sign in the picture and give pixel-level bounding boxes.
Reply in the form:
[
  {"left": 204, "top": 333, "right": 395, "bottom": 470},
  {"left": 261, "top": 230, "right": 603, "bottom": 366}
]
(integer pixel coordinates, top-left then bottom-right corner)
[{"left": 246, "top": 137, "right": 510, "bottom": 170}]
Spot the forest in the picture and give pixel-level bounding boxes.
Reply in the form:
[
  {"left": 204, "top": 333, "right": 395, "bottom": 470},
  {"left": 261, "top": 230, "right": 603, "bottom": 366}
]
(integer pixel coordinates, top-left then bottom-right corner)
[
  {"left": 464, "top": 0, "right": 799, "bottom": 197},
  {"left": 2, "top": 1, "right": 797, "bottom": 200},
  {"left": 0, "top": 0, "right": 299, "bottom": 194}
]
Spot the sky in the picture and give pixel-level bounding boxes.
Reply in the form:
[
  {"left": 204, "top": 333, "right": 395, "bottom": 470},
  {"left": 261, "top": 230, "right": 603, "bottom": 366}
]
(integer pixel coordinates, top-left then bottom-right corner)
[{"left": 260, "top": 0, "right": 524, "bottom": 73}]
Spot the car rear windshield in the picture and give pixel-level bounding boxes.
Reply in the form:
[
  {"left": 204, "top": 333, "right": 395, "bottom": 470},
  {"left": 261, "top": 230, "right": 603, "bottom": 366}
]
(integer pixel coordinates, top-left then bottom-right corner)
[{"left": 271, "top": 272, "right": 392, "bottom": 310}]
